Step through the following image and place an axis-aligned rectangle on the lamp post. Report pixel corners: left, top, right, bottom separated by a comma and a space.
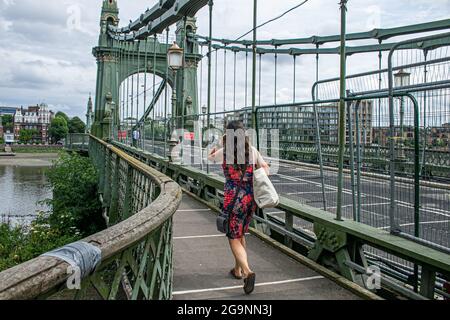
202, 104, 207, 132
394, 69, 411, 160
167, 42, 184, 161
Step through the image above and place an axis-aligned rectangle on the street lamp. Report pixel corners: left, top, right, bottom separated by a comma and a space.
394, 69, 411, 88
167, 42, 184, 161
202, 104, 207, 130
394, 69, 411, 160
168, 42, 184, 70
168, 41, 184, 128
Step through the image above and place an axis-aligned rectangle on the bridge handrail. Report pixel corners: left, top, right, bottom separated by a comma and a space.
112, 142, 450, 299
0, 135, 182, 300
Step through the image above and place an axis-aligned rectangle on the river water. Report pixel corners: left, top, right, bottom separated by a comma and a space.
0, 156, 55, 226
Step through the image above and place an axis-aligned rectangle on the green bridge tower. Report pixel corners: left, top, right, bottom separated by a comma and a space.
91, 0, 201, 139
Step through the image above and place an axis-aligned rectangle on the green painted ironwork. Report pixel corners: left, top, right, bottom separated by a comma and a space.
92, 1, 201, 139
0, 135, 181, 300
192, 19, 450, 46
110, 140, 450, 300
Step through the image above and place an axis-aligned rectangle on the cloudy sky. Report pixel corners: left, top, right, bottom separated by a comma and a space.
0, 0, 449, 120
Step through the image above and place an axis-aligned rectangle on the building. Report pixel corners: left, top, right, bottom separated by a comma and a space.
0, 106, 17, 116
373, 124, 450, 150
1, 107, 16, 143
14, 103, 54, 143
224, 100, 373, 146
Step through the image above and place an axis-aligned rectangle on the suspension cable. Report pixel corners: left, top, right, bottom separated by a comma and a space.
223, 47, 227, 112
258, 53, 262, 106
293, 55, 296, 103
234, 0, 310, 42
245, 45, 249, 107
153, 34, 157, 152
233, 50, 237, 111
274, 47, 278, 105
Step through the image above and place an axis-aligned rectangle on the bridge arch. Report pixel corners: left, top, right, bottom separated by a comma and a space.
92, 10, 200, 139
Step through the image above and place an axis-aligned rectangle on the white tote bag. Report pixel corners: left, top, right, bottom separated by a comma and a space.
253, 167, 279, 208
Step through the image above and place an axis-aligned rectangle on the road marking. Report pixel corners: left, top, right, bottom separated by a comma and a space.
273, 182, 310, 185
364, 194, 450, 218
328, 202, 390, 210
277, 174, 365, 197
174, 233, 251, 240
378, 220, 450, 230
174, 234, 224, 240
177, 209, 211, 212
286, 191, 335, 195
173, 276, 324, 295
277, 174, 299, 182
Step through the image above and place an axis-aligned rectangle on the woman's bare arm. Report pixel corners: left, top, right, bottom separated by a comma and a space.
253, 147, 270, 175
208, 147, 223, 163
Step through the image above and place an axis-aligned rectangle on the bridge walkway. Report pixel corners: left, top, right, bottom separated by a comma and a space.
172, 194, 361, 300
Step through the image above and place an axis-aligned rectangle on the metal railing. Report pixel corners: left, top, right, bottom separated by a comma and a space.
111, 141, 450, 300
0, 135, 182, 300
65, 133, 90, 152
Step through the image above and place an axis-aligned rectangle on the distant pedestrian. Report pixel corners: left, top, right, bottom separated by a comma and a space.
208, 120, 270, 295
132, 129, 140, 147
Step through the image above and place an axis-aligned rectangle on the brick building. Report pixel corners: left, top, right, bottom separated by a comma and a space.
14, 103, 54, 143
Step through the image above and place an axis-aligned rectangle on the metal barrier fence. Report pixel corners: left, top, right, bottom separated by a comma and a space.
65, 133, 90, 152
0, 135, 182, 300
102, 27, 450, 299
139, 95, 449, 250
111, 141, 450, 300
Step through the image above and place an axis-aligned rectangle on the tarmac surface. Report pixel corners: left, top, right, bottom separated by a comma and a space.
142, 141, 449, 248
172, 194, 361, 300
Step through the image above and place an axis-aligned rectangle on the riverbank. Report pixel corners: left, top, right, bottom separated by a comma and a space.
0, 145, 63, 154
0, 152, 102, 273
0, 153, 59, 167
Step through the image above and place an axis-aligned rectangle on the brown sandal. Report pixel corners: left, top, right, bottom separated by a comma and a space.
243, 272, 256, 294
230, 268, 243, 280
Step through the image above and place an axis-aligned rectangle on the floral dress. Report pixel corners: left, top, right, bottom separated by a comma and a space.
222, 163, 258, 239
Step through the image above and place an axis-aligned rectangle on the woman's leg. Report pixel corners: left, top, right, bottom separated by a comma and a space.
240, 236, 246, 249
229, 238, 252, 277
231, 237, 247, 276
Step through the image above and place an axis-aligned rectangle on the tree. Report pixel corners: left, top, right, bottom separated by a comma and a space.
0, 115, 13, 131
46, 152, 104, 236
49, 117, 68, 143
68, 117, 86, 134
19, 129, 38, 143
55, 111, 69, 123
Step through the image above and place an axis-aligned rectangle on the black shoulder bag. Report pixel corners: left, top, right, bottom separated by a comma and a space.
216, 167, 246, 234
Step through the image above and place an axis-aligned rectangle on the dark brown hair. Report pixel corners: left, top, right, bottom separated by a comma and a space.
223, 120, 250, 171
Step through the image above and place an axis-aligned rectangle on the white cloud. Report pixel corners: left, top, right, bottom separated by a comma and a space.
0, 0, 449, 119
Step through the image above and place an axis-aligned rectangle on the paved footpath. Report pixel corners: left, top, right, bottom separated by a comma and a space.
172, 194, 361, 300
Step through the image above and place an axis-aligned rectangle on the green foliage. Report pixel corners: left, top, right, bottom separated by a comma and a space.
0, 137, 4, 145
49, 117, 69, 143
0, 222, 79, 272
19, 129, 39, 143
0, 152, 104, 272
55, 111, 70, 123
68, 117, 86, 134
11, 146, 62, 153
144, 122, 166, 140
46, 152, 104, 236
0, 115, 13, 131
435, 138, 446, 148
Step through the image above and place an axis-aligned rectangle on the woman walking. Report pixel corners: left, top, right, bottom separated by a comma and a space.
208, 120, 270, 294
